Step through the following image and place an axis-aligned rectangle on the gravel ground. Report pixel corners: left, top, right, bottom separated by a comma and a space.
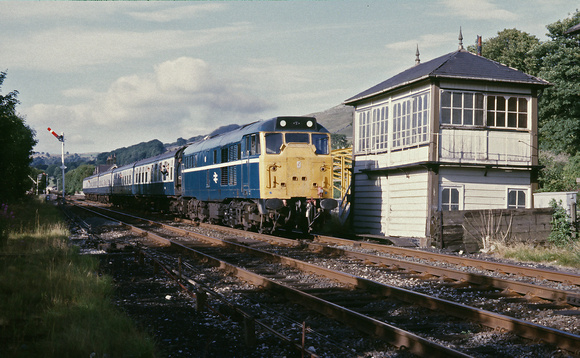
98, 252, 300, 358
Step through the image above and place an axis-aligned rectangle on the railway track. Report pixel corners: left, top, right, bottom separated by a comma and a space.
312, 235, 580, 287
69, 201, 580, 357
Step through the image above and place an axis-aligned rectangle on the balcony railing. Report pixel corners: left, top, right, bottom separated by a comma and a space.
437, 129, 533, 165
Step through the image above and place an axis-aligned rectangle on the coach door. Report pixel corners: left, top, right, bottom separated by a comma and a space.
175, 161, 182, 195
175, 148, 186, 196
241, 135, 251, 197
242, 134, 260, 197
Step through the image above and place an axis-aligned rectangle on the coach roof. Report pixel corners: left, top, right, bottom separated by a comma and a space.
344, 49, 551, 105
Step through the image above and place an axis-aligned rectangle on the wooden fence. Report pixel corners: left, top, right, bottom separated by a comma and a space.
431, 208, 554, 252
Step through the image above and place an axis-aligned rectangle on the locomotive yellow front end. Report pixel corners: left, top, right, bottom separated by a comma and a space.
261, 140, 333, 201
258, 117, 337, 231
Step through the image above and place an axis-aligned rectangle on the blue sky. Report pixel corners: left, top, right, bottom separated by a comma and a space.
1, 1, 577, 154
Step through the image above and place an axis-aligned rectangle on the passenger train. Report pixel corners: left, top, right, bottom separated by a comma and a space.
82, 116, 337, 233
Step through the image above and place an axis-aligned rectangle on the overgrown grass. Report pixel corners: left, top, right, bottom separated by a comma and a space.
492, 241, 580, 269
0, 198, 157, 358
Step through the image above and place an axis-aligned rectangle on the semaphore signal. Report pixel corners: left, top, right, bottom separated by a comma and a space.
47, 126, 67, 201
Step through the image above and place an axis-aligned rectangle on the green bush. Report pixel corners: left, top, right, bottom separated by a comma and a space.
548, 199, 573, 247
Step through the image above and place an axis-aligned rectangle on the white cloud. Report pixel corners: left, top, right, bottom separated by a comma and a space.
26, 57, 274, 153
127, 3, 227, 22
61, 87, 99, 100
155, 57, 213, 93
440, 0, 516, 21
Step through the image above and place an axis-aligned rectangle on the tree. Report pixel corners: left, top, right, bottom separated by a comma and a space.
537, 151, 580, 192
468, 28, 541, 75
0, 71, 37, 202
532, 10, 580, 155
175, 137, 187, 146
331, 133, 350, 150
65, 164, 95, 194
96, 139, 165, 166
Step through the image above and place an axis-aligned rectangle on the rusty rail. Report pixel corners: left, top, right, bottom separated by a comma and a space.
313, 234, 580, 286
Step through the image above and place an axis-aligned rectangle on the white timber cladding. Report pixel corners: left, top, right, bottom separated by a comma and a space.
439, 168, 531, 210
352, 169, 429, 237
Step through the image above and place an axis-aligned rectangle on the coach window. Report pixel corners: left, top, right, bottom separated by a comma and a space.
265, 133, 283, 154
312, 134, 330, 155
243, 135, 257, 157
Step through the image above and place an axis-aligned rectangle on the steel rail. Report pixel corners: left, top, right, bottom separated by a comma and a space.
73, 203, 580, 353
140, 250, 322, 358
308, 242, 580, 305
313, 235, 580, 286
163, 226, 580, 354
74, 203, 325, 357
168, 240, 472, 358
167, 217, 580, 305
73, 204, 172, 247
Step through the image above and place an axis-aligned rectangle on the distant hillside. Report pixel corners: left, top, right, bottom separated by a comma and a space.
95, 139, 165, 166
308, 104, 353, 140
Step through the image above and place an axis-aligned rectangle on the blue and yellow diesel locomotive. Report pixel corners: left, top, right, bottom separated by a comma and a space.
83, 116, 337, 232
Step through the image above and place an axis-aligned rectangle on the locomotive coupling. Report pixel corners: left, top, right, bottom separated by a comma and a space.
265, 198, 284, 210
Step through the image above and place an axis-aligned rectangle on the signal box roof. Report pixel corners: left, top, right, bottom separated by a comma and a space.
344, 49, 551, 105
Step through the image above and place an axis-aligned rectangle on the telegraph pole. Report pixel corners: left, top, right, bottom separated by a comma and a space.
47, 127, 66, 201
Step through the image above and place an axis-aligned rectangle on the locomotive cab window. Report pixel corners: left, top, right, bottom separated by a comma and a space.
285, 133, 309, 143
313, 134, 330, 155
265, 133, 283, 154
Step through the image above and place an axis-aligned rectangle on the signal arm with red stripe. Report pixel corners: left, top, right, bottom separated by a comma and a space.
47, 127, 64, 142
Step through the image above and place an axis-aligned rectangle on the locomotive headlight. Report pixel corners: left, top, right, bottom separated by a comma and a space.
306, 120, 313, 128
320, 166, 326, 172
280, 119, 287, 127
